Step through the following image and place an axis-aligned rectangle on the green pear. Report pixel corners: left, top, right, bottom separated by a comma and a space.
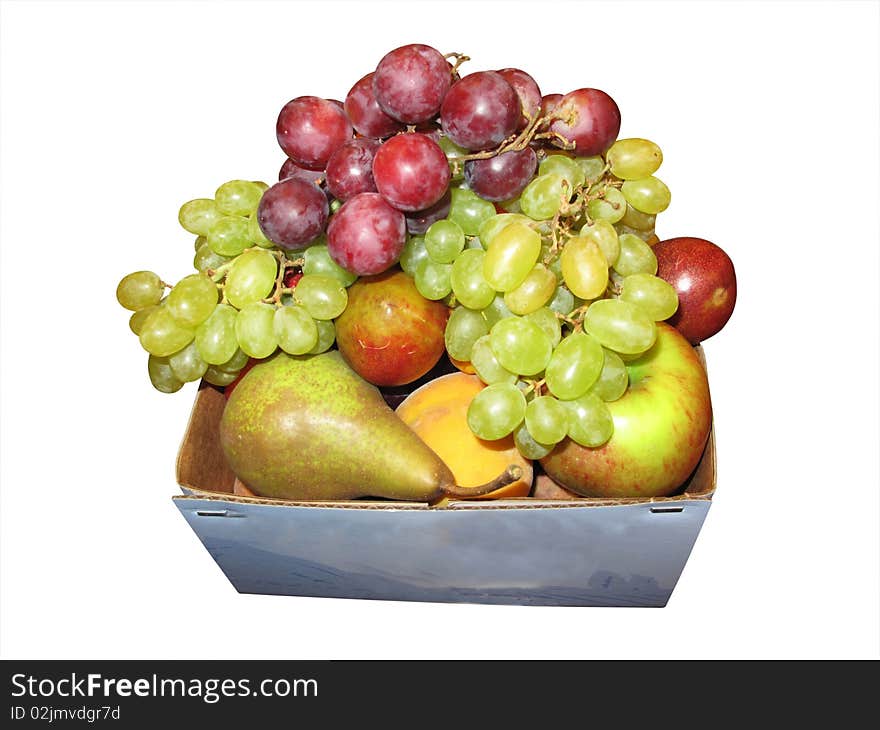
219, 351, 519, 502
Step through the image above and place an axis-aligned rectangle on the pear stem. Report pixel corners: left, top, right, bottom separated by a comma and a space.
441, 464, 523, 499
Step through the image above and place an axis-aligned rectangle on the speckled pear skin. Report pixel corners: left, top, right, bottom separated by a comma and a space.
219, 351, 456, 501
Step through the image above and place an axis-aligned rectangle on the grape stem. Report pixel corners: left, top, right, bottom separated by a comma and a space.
444, 51, 470, 75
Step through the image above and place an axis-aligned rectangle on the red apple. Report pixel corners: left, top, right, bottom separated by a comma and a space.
654, 236, 736, 345
540, 323, 712, 498
334, 269, 449, 386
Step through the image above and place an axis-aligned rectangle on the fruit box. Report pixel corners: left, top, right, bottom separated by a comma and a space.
172, 348, 716, 608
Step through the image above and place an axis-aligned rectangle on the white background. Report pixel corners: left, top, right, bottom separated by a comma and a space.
1, 0, 878, 660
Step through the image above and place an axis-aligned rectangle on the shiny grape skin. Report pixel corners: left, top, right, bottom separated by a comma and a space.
373, 43, 452, 124
549, 88, 621, 156
497, 68, 542, 129
276, 96, 353, 170
344, 72, 405, 139
405, 189, 452, 235
325, 138, 380, 201
278, 157, 324, 184
257, 178, 329, 250
372, 132, 451, 212
464, 147, 537, 202
326, 192, 407, 276
440, 71, 520, 151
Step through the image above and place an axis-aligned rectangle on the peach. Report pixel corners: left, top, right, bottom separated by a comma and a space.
396, 372, 532, 499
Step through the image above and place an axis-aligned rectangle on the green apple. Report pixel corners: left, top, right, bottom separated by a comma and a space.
540, 322, 712, 498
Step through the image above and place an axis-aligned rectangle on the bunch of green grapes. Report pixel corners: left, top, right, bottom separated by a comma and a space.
116, 179, 357, 393
401, 139, 678, 458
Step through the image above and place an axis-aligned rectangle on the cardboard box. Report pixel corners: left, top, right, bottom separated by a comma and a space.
172, 355, 716, 607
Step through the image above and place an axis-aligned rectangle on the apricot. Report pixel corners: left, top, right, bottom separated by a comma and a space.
396, 372, 532, 499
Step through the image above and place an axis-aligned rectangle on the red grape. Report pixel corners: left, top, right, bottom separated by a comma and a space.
276, 96, 353, 170
283, 269, 303, 289
371, 132, 451, 212
257, 178, 329, 250
497, 68, 542, 129
549, 88, 621, 156
279, 158, 323, 184
344, 72, 406, 139
440, 71, 520, 151
373, 44, 452, 124
464, 147, 537, 202
541, 93, 564, 116
325, 138, 380, 201
326, 192, 407, 276
404, 189, 452, 235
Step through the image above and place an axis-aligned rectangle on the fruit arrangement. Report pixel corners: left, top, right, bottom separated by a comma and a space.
116, 44, 736, 503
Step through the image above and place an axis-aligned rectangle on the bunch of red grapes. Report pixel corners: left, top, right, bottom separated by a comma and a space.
260, 43, 621, 275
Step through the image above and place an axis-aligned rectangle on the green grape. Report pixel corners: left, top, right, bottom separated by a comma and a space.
218, 347, 249, 373
586, 187, 626, 223
482, 221, 541, 292
302, 243, 357, 286
439, 136, 469, 181
224, 249, 278, 309
274, 305, 318, 355
614, 233, 658, 277
399, 236, 429, 276
194, 243, 232, 274
309, 319, 337, 354
425, 219, 465, 264
574, 155, 607, 184
525, 395, 569, 445
178, 198, 220, 236
247, 211, 274, 248
203, 365, 240, 387
520, 173, 568, 220
583, 298, 657, 355
620, 273, 678, 321
169, 340, 209, 383
165, 273, 218, 327
208, 215, 250, 256
450, 248, 495, 310
590, 348, 629, 402
448, 187, 495, 235
620, 203, 656, 232
252, 180, 269, 193
194, 303, 239, 365
116, 271, 164, 311
478, 213, 531, 248
524, 307, 561, 348
565, 392, 614, 447
621, 176, 671, 214
444, 306, 489, 362
129, 304, 159, 335
539, 155, 585, 192
294, 274, 348, 320
606, 138, 663, 180
234, 302, 278, 359
481, 293, 514, 329
504, 264, 556, 315
215, 179, 263, 217
465, 236, 484, 250
194, 235, 207, 251
414, 260, 452, 300
470, 335, 516, 385
561, 236, 608, 300
578, 219, 620, 267
139, 307, 195, 357
148, 354, 184, 394
513, 423, 554, 459
547, 285, 575, 316
466, 382, 527, 441
489, 317, 553, 376
544, 331, 604, 400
